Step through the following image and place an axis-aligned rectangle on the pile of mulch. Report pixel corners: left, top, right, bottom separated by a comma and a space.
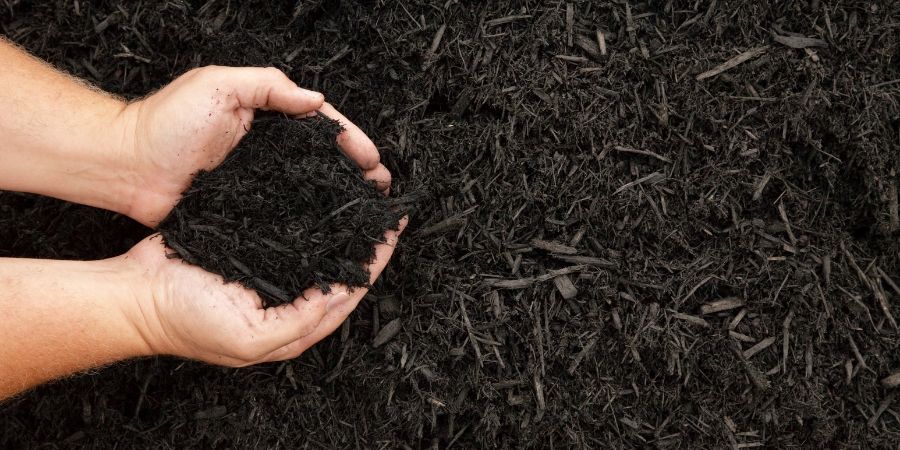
2, 1, 899, 448
158, 115, 401, 306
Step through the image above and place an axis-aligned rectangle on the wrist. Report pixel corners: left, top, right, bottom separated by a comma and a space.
97, 100, 146, 223
107, 100, 181, 228
115, 238, 184, 358
96, 254, 158, 359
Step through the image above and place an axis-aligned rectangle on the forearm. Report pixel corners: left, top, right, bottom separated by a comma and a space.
0, 256, 152, 400
0, 37, 135, 216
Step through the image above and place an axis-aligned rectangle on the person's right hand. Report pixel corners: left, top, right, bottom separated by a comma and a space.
123, 217, 406, 367
111, 65, 393, 227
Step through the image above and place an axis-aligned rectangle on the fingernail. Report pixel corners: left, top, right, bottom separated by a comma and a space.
326, 291, 351, 312
298, 87, 324, 101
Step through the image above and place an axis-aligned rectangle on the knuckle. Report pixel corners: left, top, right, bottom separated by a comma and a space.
182, 67, 204, 80
366, 166, 390, 184
381, 165, 393, 180
264, 66, 286, 80
188, 65, 220, 83
362, 151, 381, 170
353, 143, 379, 168
194, 65, 217, 75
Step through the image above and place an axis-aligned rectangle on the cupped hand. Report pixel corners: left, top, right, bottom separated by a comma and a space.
114, 65, 392, 227
111, 65, 402, 365
124, 217, 406, 367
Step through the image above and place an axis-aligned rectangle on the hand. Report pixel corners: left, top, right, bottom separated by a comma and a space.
112, 66, 403, 365
124, 217, 406, 367
114, 65, 393, 227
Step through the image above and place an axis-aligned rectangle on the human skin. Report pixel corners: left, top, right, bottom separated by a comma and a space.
0, 38, 404, 399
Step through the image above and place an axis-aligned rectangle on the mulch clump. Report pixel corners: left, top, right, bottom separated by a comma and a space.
158, 115, 401, 306
2, 1, 900, 449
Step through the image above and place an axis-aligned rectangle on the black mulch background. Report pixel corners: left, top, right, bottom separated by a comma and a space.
1, 1, 899, 448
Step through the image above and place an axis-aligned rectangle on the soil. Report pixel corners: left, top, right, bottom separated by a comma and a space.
158, 115, 401, 306
2, 1, 900, 448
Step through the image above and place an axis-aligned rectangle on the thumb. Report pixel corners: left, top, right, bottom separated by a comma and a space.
211, 66, 324, 115
254, 288, 348, 351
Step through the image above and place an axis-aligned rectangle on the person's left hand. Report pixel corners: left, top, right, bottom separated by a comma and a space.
112, 65, 392, 227
122, 217, 407, 367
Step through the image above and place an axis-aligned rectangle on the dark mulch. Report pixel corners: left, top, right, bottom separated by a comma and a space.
158, 115, 401, 306
2, 1, 899, 448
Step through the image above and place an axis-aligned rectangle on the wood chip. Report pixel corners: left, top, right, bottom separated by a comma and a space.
777, 202, 797, 245
729, 330, 755, 343
575, 34, 600, 58
486, 265, 587, 289
422, 24, 447, 69
450, 87, 475, 117
696, 46, 769, 81
252, 277, 291, 304
227, 256, 252, 276
485, 14, 531, 27
848, 335, 868, 370
841, 241, 898, 330
597, 30, 607, 56
551, 254, 617, 268
555, 54, 589, 64
553, 275, 578, 299
701, 297, 745, 315
614, 171, 665, 195
531, 239, 578, 255
743, 336, 776, 359
877, 267, 900, 297
773, 34, 827, 49
731, 341, 770, 390
533, 372, 546, 412
611, 307, 622, 330
868, 391, 897, 427
419, 217, 466, 236
322, 45, 350, 68
193, 406, 227, 420
752, 171, 771, 201
889, 178, 899, 232
567, 336, 598, 375
373, 318, 402, 347
613, 145, 671, 163
457, 293, 483, 367
673, 312, 709, 328
782, 310, 794, 371
882, 371, 900, 389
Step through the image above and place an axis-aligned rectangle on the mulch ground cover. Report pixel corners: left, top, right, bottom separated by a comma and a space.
2, 1, 899, 448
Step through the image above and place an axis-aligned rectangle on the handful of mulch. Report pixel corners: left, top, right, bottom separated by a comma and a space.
158, 115, 402, 306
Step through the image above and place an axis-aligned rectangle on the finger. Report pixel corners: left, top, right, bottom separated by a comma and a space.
207, 66, 325, 115
260, 218, 408, 362
251, 288, 346, 352
317, 102, 380, 171
363, 216, 407, 284
363, 163, 392, 194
